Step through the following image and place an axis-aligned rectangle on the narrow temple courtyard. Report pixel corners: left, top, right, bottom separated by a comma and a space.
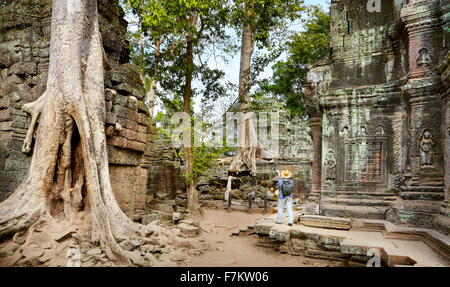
183, 209, 449, 267
184, 209, 343, 267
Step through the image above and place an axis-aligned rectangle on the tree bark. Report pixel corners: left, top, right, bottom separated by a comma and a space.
228, 11, 279, 176
0, 0, 148, 265
139, 38, 160, 119
238, 22, 255, 109
148, 38, 161, 118
229, 15, 259, 176
183, 12, 202, 222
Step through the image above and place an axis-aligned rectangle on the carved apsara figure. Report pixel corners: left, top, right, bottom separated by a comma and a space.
375, 125, 385, 135
325, 151, 337, 181
419, 129, 436, 167
360, 126, 368, 136
417, 48, 432, 68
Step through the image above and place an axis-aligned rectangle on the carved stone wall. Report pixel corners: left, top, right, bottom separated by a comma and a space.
306, 0, 449, 229
0, 0, 150, 216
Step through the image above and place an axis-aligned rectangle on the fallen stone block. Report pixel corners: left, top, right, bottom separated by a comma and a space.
38, 250, 55, 264
269, 225, 290, 242
178, 223, 199, 237
120, 240, 135, 251
86, 248, 102, 256
254, 221, 274, 235
142, 214, 161, 225
128, 251, 147, 267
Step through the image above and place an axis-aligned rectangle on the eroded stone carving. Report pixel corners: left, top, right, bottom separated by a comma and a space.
325, 151, 336, 181
420, 129, 436, 168
375, 125, 386, 135
417, 48, 432, 68
360, 126, 369, 136
340, 126, 349, 137
304, 0, 447, 229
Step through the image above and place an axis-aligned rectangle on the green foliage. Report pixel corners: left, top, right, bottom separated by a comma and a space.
229, 0, 306, 90
193, 145, 232, 180
181, 144, 233, 183
230, 0, 305, 48
261, 5, 330, 117
122, 1, 329, 185
123, 0, 234, 117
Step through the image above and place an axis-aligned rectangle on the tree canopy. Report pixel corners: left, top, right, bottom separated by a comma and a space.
260, 6, 330, 116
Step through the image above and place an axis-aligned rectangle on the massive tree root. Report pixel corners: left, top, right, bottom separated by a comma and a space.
228, 112, 279, 176
0, 0, 149, 266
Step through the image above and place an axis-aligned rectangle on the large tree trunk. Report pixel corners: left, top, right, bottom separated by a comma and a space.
148, 39, 162, 118
229, 18, 259, 176
229, 16, 279, 176
183, 13, 202, 222
140, 38, 160, 119
238, 22, 255, 109
0, 0, 148, 265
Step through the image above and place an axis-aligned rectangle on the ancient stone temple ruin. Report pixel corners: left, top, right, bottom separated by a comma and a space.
0, 0, 150, 216
305, 0, 449, 233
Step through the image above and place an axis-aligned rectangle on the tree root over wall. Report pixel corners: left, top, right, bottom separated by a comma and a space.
0, 0, 175, 266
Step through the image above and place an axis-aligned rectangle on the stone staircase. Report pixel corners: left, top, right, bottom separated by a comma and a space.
320, 191, 399, 220
250, 215, 450, 267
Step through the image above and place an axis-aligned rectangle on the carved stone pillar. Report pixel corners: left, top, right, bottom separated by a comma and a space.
444, 83, 450, 217
440, 0, 450, 217
399, 1, 445, 214
309, 115, 323, 202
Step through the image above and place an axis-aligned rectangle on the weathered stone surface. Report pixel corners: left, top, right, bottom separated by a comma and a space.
21, 247, 44, 260
142, 214, 161, 225
253, 221, 274, 235
304, 0, 449, 230
300, 215, 351, 230
178, 223, 199, 237
0, 242, 19, 258
152, 203, 174, 214
269, 225, 290, 242
128, 251, 147, 267
172, 212, 183, 222
86, 248, 102, 256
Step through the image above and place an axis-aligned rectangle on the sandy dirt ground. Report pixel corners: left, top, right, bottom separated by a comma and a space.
183, 209, 345, 267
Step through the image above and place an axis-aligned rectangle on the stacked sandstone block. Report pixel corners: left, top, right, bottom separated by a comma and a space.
104, 65, 149, 154
0, 0, 150, 216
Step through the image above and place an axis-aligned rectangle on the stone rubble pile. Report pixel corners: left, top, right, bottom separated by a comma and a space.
0, 219, 209, 267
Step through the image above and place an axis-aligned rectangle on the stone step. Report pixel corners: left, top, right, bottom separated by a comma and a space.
322, 197, 396, 207
400, 192, 445, 201
322, 190, 399, 198
400, 186, 444, 192
299, 215, 351, 230
321, 204, 389, 220
253, 218, 450, 267
433, 215, 450, 236
360, 219, 450, 261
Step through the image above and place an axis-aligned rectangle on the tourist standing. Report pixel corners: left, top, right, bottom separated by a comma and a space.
275, 170, 294, 226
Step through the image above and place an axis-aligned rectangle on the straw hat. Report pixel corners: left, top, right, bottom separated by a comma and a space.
281, 170, 292, 179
